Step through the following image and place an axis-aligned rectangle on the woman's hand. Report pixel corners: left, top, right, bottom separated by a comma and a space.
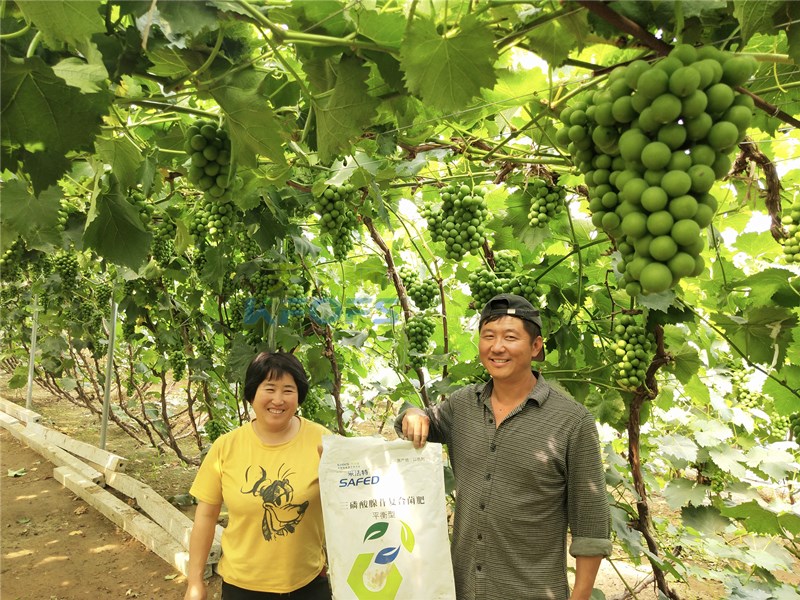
183, 578, 207, 600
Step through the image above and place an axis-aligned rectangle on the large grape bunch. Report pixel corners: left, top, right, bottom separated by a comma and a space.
314, 184, 359, 260
398, 265, 438, 309
151, 218, 176, 267
780, 193, 800, 263
610, 314, 654, 391
52, 252, 79, 291
406, 315, 435, 368
189, 196, 236, 244
184, 119, 234, 199
468, 250, 542, 306
204, 418, 229, 442
422, 183, 488, 261
556, 44, 757, 296
527, 177, 567, 228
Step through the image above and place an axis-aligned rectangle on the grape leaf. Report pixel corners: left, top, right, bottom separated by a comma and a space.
153, 0, 219, 39
662, 478, 708, 509
763, 365, 800, 415
733, 0, 783, 44
681, 505, 730, 534
95, 135, 143, 190
653, 433, 698, 462
526, 16, 585, 68
0, 181, 62, 250
745, 445, 799, 480
208, 70, 286, 169
708, 446, 748, 478
0, 51, 111, 194
713, 307, 797, 366
785, 1, 800, 64
729, 268, 794, 307
16, 0, 104, 48
313, 57, 379, 163
83, 178, 151, 270
353, 8, 405, 48
400, 15, 497, 113
52, 58, 108, 93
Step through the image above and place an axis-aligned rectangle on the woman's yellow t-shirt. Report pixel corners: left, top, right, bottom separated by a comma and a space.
190, 418, 330, 593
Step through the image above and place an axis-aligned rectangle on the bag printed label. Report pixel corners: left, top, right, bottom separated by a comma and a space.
319, 436, 456, 600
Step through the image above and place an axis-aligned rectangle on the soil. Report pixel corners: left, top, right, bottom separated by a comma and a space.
0, 380, 729, 600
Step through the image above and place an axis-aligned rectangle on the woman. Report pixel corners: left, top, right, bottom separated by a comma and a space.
184, 351, 331, 600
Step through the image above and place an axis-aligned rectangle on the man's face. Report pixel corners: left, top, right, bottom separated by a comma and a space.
478, 316, 543, 382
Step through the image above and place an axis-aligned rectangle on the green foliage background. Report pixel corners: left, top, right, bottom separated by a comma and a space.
1, 1, 800, 597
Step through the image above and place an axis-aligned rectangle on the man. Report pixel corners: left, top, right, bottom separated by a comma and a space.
397, 293, 612, 600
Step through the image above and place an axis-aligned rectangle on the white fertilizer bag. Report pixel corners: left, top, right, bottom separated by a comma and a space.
319, 436, 456, 600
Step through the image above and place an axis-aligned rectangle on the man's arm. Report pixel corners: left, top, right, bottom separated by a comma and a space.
401, 407, 430, 448
570, 555, 603, 600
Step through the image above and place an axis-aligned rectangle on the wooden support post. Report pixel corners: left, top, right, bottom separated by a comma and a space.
103, 469, 221, 563
0, 396, 42, 423
22, 433, 105, 486
26, 422, 126, 471
0, 411, 27, 442
54, 466, 211, 579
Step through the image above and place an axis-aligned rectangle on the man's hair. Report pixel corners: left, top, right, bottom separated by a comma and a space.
479, 314, 542, 343
243, 351, 309, 405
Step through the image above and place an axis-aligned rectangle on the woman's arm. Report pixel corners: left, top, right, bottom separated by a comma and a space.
184, 501, 222, 600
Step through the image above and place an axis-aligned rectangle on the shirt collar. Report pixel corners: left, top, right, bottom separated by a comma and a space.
475, 371, 549, 407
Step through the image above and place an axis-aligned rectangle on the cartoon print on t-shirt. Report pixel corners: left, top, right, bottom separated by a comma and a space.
241, 463, 309, 541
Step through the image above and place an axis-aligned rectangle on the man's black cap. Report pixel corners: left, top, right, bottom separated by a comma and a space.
479, 293, 545, 361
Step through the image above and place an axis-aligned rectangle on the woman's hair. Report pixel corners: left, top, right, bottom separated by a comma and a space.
243, 351, 309, 405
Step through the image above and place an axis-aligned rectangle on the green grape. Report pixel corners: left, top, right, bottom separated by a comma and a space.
398, 265, 439, 309
527, 177, 567, 228
168, 348, 187, 381
184, 119, 235, 198
610, 314, 654, 391
780, 194, 800, 263
52, 252, 79, 291
130, 190, 154, 225
314, 184, 359, 260
151, 218, 176, 266
406, 314, 436, 368
189, 197, 236, 245
204, 418, 229, 442
556, 45, 756, 296
423, 183, 488, 261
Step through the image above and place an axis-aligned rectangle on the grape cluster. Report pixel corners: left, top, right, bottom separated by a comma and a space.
204, 418, 228, 442
189, 196, 236, 244
406, 315, 435, 368
730, 368, 762, 408
0, 239, 27, 281
168, 348, 187, 381
611, 314, 654, 391
314, 184, 359, 260
184, 119, 234, 199
556, 44, 757, 296
422, 184, 488, 261
251, 268, 285, 301
130, 190, 153, 226
468, 251, 541, 307
781, 194, 800, 263
527, 177, 567, 228
151, 219, 176, 266
772, 414, 790, 440
398, 265, 438, 309
52, 252, 79, 290
790, 413, 800, 440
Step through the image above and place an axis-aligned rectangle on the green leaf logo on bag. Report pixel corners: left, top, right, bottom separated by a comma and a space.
347, 520, 415, 599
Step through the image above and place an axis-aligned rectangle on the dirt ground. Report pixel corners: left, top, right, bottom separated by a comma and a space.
0, 381, 729, 600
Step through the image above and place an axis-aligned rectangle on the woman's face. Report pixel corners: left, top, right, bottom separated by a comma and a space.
251, 371, 299, 432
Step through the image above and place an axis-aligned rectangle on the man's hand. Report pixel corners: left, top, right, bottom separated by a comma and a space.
402, 408, 430, 448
